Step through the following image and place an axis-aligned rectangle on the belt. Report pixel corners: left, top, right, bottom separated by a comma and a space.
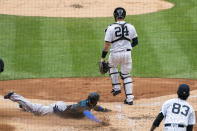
112, 49, 131, 53
126, 49, 131, 51
118, 49, 131, 52
165, 123, 185, 128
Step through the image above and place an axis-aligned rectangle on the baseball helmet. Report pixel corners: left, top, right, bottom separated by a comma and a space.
87, 92, 100, 107
0, 58, 4, 73
113, 7, 126, 20
177, 84, 190, 100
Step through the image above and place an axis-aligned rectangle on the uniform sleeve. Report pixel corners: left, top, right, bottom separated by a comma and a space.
130, 25, 138, 39
93, 105, 104, 111
70, 100, 85, 110
83, 110, 101, 123
93, 105, 112, 112
104, 26, 112, 43
188, 110, 196, 125
160, 101, 168, 117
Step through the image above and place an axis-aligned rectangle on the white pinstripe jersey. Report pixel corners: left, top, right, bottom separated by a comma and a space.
161, 98, 196, 126
104, 21, 137, 53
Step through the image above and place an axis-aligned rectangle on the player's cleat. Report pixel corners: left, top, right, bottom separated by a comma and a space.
111, 89, 121, 96
124, 100, 133, 105
18, 104, 26, 111
4, 91, 14, 99
19, 104, 25, 111
19, 104, 23, 108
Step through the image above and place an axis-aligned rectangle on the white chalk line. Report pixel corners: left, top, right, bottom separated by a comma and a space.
190, 95, 197, 98
0, 97, 4, 100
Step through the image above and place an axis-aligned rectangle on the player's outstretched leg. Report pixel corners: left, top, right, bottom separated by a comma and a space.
4, 91, 54, 115
120, 73, 134, 105
109, 68, 121, 96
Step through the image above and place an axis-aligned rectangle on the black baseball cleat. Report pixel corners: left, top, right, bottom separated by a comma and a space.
4, 91, 14, 99
111, 89, 121, 96
19, 104, 23, 108
124, 100, 133, 105
19, 104, 26, 111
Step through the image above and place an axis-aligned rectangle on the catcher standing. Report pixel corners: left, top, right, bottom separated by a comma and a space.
150, 84, 196, 131
100, 7, 138, 105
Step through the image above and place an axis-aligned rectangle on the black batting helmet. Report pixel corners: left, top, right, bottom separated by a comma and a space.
87, 92, 100, 107
113, 7, 126, 20
177, 84, 190, 100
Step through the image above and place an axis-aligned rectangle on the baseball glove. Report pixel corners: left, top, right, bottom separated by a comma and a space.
0, 58, 4, 73
99, 61, 109, 74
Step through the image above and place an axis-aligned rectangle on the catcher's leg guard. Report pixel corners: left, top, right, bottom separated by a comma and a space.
109, 68, 121, 96
120, 72, 134, 102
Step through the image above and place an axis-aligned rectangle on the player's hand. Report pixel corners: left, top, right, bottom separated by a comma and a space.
100, 58, 105, 62
53, 105, 62, 114
150, 125, 156, 131
99, 116, 110, 126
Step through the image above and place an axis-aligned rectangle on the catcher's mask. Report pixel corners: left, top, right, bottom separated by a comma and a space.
177, 84, 190, 100
113, 7, 126, 20
87, 92, 100, 107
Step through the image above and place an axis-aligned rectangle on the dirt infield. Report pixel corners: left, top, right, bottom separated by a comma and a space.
0, 0, 173, 17
0, 77, 197, 131
0, 0, 196, 130
0, 77, 197, 102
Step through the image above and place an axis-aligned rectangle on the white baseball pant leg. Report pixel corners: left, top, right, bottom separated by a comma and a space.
109, 52, 121, 91
120, 51, 134, 102
9, 93, 67, 116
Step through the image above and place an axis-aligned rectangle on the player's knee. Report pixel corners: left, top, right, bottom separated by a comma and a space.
109, 68, 119, 77
120, 72, 131, 80
54, 101, 67, 111
109, 68, 118, 73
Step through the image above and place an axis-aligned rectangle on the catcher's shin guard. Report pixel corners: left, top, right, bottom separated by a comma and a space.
120, 72, 134, 102
109, 68, 121, 95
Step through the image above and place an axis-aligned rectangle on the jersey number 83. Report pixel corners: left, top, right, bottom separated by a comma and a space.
172, 103, 190, 117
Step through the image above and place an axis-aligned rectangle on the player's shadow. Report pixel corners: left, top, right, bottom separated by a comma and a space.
55, 112, 85, 119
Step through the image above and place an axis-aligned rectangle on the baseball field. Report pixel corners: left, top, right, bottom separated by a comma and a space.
0, 0, 197, 130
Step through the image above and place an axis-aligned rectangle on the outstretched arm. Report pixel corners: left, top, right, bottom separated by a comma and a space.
83, 110, 101, 123
150, 112, 164, 131
93, 105, 112, 112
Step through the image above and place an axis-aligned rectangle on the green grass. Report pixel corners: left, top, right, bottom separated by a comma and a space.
0, 0, 197, 80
